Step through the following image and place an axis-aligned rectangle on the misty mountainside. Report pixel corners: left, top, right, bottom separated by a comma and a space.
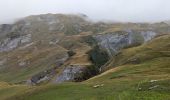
0, 14, 170, 100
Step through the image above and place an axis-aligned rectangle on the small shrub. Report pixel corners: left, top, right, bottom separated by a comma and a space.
67, 50, 76, 57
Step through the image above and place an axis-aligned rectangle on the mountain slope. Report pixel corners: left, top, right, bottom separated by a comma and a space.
1, 34, 170, 100
0, 14, 170, 100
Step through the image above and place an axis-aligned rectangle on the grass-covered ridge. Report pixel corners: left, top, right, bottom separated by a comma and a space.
108, 34, 170, 67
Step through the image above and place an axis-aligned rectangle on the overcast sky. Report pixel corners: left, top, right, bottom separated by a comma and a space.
0, 0, 170, 24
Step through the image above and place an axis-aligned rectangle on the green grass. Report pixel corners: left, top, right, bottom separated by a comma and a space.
14, 57, 170, 100
0, 84, 31, 100
108, 34, 170, 67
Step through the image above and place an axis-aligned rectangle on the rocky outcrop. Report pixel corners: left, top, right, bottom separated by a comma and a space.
27, 65, 86, 85
54, 64, 99, 83
55, 65, 85, 83
27, 68, 56, 85
0, 34, 32, 52
26, 53, 69, 85
140, 31, 157, 42
94, 30, 157, 56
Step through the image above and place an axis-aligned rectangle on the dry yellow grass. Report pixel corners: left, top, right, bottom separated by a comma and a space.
69, 44, 92, 65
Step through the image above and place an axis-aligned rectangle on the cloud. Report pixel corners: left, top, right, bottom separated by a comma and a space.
0, 0, 170, 23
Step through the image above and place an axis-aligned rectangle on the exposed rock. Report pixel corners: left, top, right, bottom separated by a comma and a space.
138, 88, 142, 91
55, 65, 85, 83
125, 58, 141, 64
27, 68, 56, 85
94, 31, 157, 56
141, 31, 157, 42
93, 84, 104, 88
26, 54, 69, 85
26, 79, 35, 85
18, 61, 27, 67
0, 38, 19, 52
0, 34, 32, 52
149, 85, 159, 90
49, 40, 59, 45
37, 76, 50, 84
94, 33, 129, 56
20, 34, 32, 44
19, 42, 34, 49
150, 80, 158, 83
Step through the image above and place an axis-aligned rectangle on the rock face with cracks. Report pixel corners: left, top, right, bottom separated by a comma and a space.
0, 34, 32, 52
94, 31, 157, 56
55, 65, 85, 83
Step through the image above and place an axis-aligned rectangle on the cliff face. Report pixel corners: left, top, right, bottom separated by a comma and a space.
94, 31, 157, 57
0, 34, 32, 52
55, 65, 85, 83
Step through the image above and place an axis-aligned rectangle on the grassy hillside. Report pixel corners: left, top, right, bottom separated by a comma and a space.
0, 45, 67, 83
1, 34, 170, 100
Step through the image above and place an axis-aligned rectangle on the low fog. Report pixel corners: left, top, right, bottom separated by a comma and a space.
0, 0, 170, 24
